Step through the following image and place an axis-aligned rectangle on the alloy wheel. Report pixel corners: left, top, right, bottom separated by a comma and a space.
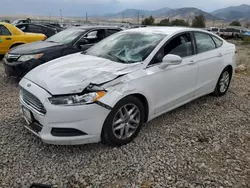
112, 104, 140, 140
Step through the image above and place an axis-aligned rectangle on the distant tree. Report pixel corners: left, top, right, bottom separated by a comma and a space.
229, 20, 241, 26
245, 22, 250, 28
244, 22, 250, 28
191, 14, 206, 28
170, 19, 189, 27
141, 15, 155, 25
158, 18, 170, 26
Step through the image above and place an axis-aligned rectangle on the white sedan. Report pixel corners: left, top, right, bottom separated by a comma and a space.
19, 27, 236, 146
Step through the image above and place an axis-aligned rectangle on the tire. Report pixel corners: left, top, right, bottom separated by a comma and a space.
213, 67, 232, 96
101, 96, 145, 146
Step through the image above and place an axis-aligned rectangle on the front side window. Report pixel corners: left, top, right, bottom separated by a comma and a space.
164, 33, 193, 58
0, 25, 11, 35
46, 28, 84, 44
86, 32, 166, 64
150, 33, 193, 65
194, 32, 216, 53
76, 29, 107, 46
16, 24, 27, 32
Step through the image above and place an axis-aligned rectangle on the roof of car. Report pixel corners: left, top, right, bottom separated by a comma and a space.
123, 26, 207, 35
74, 26, 122, 30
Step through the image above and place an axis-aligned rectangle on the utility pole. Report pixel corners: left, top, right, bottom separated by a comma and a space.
60, 9, 62, 23
122, 12, 124, 22
86, 13, 88, 22
137, 12, 140, 25
49, 13, 51, 22
213, 20, 215, 27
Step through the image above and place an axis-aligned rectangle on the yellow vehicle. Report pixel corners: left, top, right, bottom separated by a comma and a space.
0, 22, 46, 55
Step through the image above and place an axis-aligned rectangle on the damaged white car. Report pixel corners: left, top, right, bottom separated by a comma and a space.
19, 27, 236, 146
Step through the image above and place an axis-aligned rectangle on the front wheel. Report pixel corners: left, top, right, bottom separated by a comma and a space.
213, 68, 232, 96
101, 96, 145, 146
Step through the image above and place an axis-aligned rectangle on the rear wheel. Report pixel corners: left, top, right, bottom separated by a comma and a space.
213, 68, 232, 96
101, 96, 145, 146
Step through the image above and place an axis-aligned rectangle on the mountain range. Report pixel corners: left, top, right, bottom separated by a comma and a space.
100, 4, 250, 21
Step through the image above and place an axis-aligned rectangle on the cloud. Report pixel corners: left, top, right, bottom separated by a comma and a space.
0, 0, 250, 16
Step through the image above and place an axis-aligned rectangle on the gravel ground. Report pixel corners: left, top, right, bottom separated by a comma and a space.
0, 60, 250, 188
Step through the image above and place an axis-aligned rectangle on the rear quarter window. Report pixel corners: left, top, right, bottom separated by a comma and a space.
211, 36, 223, 48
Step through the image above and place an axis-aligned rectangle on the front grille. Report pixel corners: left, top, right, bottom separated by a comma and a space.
20, 88, 47, 115
5, 54, 20, 63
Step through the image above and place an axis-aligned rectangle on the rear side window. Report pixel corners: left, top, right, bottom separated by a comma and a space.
28, 25, 44, 33
0, 25, 11, 35
194, 32, 216, 53
211, 36, 223, 48
225, 28, 234, 32
106, 29, 120, 37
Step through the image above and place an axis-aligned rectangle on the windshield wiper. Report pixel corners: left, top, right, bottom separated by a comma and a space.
107, 53, 128, 64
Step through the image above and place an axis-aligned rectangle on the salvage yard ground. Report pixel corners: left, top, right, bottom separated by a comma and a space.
0, 42, 250, 187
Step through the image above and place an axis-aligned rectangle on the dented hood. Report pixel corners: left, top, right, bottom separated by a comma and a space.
24, 53, 141, 95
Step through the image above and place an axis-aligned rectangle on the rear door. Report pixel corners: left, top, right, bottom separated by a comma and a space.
0, 24, 12, 54
193, 32, 225, 96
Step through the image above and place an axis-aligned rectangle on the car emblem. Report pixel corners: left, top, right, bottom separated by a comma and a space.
27, 84, 31, 87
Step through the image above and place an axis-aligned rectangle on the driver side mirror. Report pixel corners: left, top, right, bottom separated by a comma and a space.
159, 54, 182, 69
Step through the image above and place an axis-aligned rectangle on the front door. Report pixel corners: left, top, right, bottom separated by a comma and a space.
146, 32, 199, 116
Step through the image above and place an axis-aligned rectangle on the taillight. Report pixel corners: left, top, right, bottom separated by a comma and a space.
44, 36, 47, 40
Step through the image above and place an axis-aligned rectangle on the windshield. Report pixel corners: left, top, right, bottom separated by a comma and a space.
46, 28, 84, 44
85, 31, 166, 64
212, 28, 218, 32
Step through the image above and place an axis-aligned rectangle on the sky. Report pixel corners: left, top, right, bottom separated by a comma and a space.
1, 0, 250, 17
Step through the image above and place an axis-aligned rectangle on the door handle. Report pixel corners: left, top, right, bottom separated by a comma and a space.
217, 53, 223, 57
5, 37, 12, 40
188, 60, 196, 65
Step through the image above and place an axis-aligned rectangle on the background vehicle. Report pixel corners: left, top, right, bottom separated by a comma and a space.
0, 19, 10, 23
16, 23, 61, 37
19, 27, 236, 146
3, 26, 122, 78
0, 22, 46, 55
11, 18, 31, 25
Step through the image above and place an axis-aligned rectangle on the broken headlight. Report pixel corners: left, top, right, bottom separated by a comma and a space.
48, 91, 106, 106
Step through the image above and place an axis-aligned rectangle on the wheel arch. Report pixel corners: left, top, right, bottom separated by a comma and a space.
9, 42, 25, 50
224, 64, 233, 76
129, 93, 149, 123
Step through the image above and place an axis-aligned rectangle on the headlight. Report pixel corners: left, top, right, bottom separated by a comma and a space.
18, 53, 43, 62
48, 91, 106, 106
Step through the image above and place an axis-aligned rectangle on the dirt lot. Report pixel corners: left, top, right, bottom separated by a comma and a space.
0, 43, 250, 188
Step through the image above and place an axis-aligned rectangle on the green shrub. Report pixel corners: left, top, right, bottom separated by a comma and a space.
242, 36, 250, 45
